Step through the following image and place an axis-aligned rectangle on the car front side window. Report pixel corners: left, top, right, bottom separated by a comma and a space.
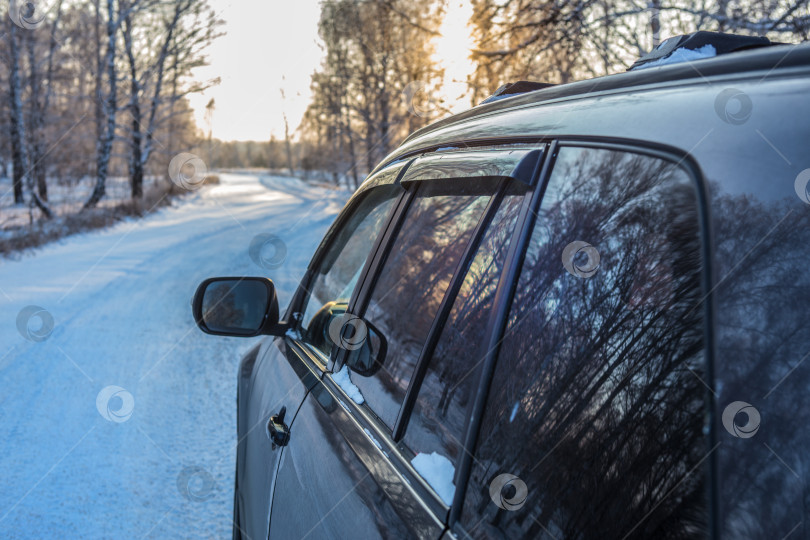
401, 183, 526, 466
349, 179, 496, 430
399, 183, 527, 505
299, 185, 402, 359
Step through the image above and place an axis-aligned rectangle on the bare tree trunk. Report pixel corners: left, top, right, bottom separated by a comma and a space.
340, 101, 359, 189
331, 123, 340, 185
280, 88, 294, 175
85, 0, 117, 209
283, 114, 294, 175
7, 18, 24, 205
8, 22, 52, 218
122, 14, 143, 199
346, 133, 359, 189
378, 79, 391, 159
168, 60, 178, 152
9, 112, 25, 205
25, 31, 49, 201
129, 100, 144, 199
649, 0, 661, 49
26, 1, 62, 203
94, 0, 104, 175
365, 119, 375, 174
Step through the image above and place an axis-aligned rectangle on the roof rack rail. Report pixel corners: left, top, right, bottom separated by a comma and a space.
480, 81, 556, 104
629, 31, 776, 70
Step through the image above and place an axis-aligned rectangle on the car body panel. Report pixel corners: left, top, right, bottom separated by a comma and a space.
269, 370, 444, 539
237, 338, 317, 539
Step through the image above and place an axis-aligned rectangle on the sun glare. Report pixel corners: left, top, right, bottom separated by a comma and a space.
433, 1, 477, 114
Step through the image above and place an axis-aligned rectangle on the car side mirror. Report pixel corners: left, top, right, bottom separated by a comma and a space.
192, 277, 285, 337
338, 317, 387, 377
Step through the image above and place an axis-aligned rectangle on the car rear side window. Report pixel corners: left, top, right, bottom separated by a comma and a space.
459, 147, 709, 539
351, 179, 494, 430
300, 185, 401, 359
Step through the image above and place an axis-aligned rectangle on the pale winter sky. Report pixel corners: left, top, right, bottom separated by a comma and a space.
189, 0, 476, 142
188, 0, 324, 142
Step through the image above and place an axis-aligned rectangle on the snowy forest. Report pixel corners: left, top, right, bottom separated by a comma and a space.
299, 0, 810, 187
1, 0, 809, 232
0, 0, 221, 239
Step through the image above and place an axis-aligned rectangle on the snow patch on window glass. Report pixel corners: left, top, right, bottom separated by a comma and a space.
412, 452, 456, 505
636, 44, 717, 69
332, 366, 364, 404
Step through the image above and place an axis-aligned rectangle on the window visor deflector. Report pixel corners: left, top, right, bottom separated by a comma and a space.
402, 145, 545, 186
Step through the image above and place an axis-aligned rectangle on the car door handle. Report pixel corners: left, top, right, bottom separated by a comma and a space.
267, 406, 290, 448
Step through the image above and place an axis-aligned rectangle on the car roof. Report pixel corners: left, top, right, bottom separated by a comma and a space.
370, 42, 810, 202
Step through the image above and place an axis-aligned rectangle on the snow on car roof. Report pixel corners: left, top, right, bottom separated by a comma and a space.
632, 44, 717, 70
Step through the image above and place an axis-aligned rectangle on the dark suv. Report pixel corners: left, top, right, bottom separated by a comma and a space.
193, 35, 810, 540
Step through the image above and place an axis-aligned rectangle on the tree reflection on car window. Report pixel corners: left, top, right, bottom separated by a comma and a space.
460, 147, 708, 539
353, 179, 494, 430
710, 180, 810, 539
403, 184, 526, 467
300, 185, 401, 358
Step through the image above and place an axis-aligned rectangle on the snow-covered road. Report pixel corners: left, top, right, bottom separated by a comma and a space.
0, 173, 348, 539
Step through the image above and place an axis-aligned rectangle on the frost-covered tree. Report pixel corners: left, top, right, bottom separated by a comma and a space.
6, 16, 52, 217
300, 0, 446, 187
121, 0, 221, 200
468, 0, 810, 97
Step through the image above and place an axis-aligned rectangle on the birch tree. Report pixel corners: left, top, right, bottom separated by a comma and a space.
25, 0, 64, 203
7, 18, 52, 218
121, 0, 221, 200
122, 0, 180, 199
84, 0, 125, 209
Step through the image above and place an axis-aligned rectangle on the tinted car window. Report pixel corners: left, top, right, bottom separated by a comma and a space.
402, 185, 526, 470
300, 185, 401, 358
708, 147, 810, 537
351, 179, 494, 429
459, 147, 708, 539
